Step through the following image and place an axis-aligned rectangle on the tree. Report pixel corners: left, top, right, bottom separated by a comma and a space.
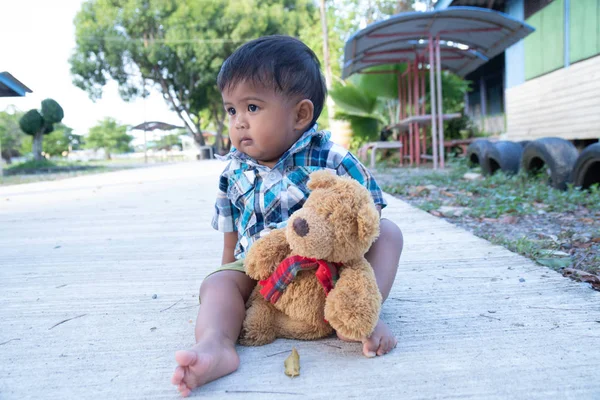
0, 108, 25, 164
20, 123, 83, 157
155, 133, 181, 151
85, 118, 133, 159
330, 65, 469, 148
18, 99, 64, 161
45, 124, 83, 157
70, 0, 318, 154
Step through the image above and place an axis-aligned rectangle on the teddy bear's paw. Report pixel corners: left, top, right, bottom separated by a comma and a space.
327, 316, 373, 341
238, 328, 276, 346
239, 301, 278, 346
325, 292, 379, 340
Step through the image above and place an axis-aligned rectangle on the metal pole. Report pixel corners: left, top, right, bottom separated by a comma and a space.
407, 62, 413, 166
413, 57, 420, 166
0, 137, 3, 178
428, 35, 438, 170
397, 71, 403, 166
143, 79, 148, 164
435, 35, 445, 169
420, 61, 427, 160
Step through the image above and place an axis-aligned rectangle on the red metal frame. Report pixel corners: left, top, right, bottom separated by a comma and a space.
352, 20, 493, 169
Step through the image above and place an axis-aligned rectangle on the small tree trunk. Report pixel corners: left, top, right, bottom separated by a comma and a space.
33, 131, 44, 161
320, 0, 335, 129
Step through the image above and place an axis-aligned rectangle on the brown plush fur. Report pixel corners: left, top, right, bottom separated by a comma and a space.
240, 170, 382, 346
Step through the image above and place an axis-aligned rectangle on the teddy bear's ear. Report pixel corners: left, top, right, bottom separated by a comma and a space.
307, 170, 338, 190
357, 202, 380, 242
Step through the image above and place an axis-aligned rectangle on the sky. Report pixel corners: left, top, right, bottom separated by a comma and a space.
1, 0, 430, 138
0, 0, 182, 137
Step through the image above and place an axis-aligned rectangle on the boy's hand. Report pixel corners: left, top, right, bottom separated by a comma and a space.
221, 232, 238, 265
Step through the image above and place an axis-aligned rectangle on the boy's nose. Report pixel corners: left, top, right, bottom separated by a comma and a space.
292, 218, 309, 237
235, 118, 247, 129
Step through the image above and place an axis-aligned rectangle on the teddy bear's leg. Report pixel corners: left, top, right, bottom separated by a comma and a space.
273, 312, 334, 341
324, 262, 382, 341
239, 289, 279, 346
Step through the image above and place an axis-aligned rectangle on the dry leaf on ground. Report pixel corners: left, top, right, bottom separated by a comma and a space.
562, 268, 600, 290
284, 347, 300, 377
499, 215, 519, 224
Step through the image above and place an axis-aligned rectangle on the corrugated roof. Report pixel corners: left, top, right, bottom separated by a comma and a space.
343, 7, 533, 78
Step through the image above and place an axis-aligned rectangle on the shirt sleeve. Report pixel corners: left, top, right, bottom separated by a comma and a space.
211, 173, 240, 232
335, 152, 387, 209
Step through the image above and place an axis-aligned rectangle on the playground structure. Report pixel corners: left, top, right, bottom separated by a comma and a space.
342, 7, 533, 169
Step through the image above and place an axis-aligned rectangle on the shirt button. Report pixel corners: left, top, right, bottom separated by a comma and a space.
267, 172, 277, 181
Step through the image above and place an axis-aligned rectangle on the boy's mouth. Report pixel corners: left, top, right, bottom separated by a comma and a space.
240, 137, 252, 145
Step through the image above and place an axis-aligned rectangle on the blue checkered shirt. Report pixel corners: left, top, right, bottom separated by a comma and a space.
211, 125, 387, 260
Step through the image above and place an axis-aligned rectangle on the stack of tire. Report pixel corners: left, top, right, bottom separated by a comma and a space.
466, 138, 600, 190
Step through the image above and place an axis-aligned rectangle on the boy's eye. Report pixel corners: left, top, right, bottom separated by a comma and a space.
227, 107, 236, 116
248, 104, 259, 112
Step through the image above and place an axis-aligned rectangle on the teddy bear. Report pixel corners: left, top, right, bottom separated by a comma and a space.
239, 170, 382, 346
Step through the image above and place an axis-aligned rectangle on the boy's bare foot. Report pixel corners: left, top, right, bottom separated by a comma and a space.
337, 319, 397, 358
171, 333, 239, 397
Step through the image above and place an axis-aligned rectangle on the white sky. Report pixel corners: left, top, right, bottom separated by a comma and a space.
0, 0, 182, 137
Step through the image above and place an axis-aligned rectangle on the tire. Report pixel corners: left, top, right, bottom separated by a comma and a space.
483, 141, 523, 175
521, 137, 579, 190
570, 142, 600, 190
466, 139, 495, 168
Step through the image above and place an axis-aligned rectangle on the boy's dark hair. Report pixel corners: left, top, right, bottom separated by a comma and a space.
217, 35, 327, 127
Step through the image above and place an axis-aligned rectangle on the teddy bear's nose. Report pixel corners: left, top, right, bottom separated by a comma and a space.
292, 217, 309, 237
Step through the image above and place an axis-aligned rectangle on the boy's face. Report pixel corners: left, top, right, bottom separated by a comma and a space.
222, 80, 305, 168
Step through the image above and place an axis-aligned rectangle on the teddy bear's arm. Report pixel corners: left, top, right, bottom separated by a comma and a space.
325, 259, 382, 341
244, 228, 291, 281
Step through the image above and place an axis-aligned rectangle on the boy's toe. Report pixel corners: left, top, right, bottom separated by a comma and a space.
175, 350, 197, 367
362, 337, 381, 358
178, 383, 191, 397
377, 337, 396, 356
172, 366, 185, 385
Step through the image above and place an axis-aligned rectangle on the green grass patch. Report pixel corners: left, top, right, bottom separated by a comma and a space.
382, 159, 600, 218
4, 159, 100, 176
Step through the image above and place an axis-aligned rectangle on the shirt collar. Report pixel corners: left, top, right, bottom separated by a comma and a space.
216, 124, 330, 168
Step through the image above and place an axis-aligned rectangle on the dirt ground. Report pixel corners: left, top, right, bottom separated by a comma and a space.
373, 162, 600, 291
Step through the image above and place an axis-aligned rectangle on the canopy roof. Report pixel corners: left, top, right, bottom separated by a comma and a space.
343, 7, 533, 78
131, 121, 184, 131
0, 72, 32, 97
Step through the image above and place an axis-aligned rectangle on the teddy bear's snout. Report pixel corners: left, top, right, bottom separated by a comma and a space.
292, 217, 310, 237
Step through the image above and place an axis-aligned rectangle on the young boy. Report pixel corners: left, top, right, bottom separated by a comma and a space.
172, 35, 403, 397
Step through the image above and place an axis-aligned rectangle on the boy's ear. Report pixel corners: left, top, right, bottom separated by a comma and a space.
294, 99, 314, 130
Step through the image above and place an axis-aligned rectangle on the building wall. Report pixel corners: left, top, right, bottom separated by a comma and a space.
505, 54, 600, 140
505, 0, 526, 89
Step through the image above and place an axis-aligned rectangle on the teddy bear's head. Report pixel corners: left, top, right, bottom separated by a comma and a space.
285, 170, 380, 263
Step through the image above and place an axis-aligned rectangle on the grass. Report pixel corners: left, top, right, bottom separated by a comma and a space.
4, 159, 99, 175
381, 159, 600, 219
0, 158, 152, 186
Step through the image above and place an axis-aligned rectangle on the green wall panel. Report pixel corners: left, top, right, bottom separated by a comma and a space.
525, 12, 543, 80
525, 0, 565, 80
570, 0, 600, 63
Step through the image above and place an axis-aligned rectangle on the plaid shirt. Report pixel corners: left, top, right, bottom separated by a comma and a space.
211, 125, 387, 260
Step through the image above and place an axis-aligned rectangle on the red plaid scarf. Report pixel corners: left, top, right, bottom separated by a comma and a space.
259, 255, 341, 304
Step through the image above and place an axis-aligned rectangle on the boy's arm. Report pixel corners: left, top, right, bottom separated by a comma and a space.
335, 152, 387, 210
222, 232, 238, 265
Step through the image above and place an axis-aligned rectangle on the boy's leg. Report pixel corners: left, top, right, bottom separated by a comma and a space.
171, 271, 255, 397
359, 218, 403, 357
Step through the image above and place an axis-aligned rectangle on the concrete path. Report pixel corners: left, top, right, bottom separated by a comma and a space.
1, 161, 599, 400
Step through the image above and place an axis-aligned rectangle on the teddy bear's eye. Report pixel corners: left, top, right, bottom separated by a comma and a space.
325, 211, 333, 219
